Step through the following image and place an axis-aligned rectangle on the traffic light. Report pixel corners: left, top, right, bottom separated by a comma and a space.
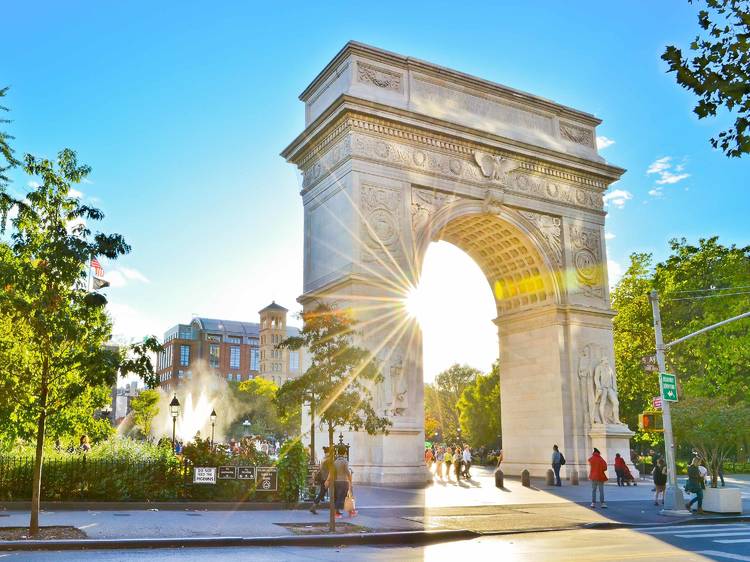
639, 412, 664, 432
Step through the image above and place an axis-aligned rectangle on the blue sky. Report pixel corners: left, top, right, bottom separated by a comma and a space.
4, 1, 748, 381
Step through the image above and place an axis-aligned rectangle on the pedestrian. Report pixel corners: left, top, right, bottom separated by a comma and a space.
551, 445, 562, 486
454, 447, 463, 481
425, 447, 434, 473
325, 452, 353, 518
649, 449, 660, 491
444, 448, 453, 481
653, 458, 667, 505
588, 447, 608, 508
435, 447, 445, 479
718, 461, 725, 487
496, 448, 504, 468
79, 435, 91, 453
462, 445, 472, 479
685, 457, 705, 514
698, 461, 709, 486
310, 447, 330, 515
614, 453, 627, 486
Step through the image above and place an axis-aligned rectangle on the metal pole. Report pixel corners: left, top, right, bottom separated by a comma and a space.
666, 310, 750, 349
310, 394, 316, 464
211, 422, 215, 449
172, 416, 176, 452
649, 290, 688, 515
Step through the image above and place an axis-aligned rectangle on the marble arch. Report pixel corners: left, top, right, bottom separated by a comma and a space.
283, 42, 636, 485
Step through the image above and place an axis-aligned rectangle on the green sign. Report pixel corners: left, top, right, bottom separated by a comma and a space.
659, 372, 678, 402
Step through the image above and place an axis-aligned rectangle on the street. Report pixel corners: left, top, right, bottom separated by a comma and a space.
2, 523, 749, 561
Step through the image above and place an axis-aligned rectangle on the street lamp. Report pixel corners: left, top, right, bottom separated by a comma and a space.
169, 394, 180, 451
210, 409, 217, 448
457, 427, 462, 445
242, 419, 251, 437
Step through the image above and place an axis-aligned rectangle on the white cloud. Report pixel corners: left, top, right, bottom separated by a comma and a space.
605, 232, 616, 240
27, 180, 40, 189
68, 188, 83, 199
608, 259, 623, 289
647, 156, 690, 185
648, 187, 664, 198
105, 266, 150, 288
107, 302, 162, 341
603, 188, 633, 208
596, 136, 615, 150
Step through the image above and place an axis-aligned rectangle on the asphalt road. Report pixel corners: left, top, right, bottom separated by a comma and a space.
2, 523, 748, 561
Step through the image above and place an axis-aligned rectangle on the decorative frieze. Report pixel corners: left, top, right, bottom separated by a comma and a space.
519, 210, 562, 267
410, 187, 460, 234
560, 121, 595, 148
361, 184, 402, 264
569, 225, 604, 298
357, 61, 403, 92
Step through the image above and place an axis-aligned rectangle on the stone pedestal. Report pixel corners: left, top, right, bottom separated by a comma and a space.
588, 423, 637, 477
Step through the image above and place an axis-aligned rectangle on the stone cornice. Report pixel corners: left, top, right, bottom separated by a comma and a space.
282, 95, 625, 185
299, 41, 602, 128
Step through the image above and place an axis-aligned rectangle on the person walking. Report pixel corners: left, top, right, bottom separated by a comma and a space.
685, 457, 705, 514
435, 447, 445, 480
325, 452, 353, 518
653, 458, 667, 505
425, 447, 434, 473
551, 445, 562, 486
454, 447, 463, 482
444, 448, 453, 481
309, 447, 330, 515
462, 445, 472, 479
614, 453, 627, 487
588, 448, 608, 508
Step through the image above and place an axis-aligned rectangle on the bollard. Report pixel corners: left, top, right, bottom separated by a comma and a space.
494, 468, 504, 489
521, 469, 531, 487
546, 469, 555, 486
570, 470, 579, 485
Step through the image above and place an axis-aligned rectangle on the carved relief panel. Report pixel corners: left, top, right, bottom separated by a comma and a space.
569, 224, 605, 299
360, 183, 403, 265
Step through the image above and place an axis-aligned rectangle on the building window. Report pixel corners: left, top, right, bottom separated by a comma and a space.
230, 346, 240, 369
177, 370, 184, 379
165, 345, 173, 368
207, 334, 221, 342
226, 335, 242, 344
209, 344, 220, 368
289, 351, 299, 371
250, 348, 260, 371
180, 345, 190, 366
227, 373, 232, 381
248, 337, 259, 346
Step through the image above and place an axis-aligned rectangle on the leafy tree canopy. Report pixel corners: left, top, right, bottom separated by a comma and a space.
662, 0, 750, 157
457, 362, 501, 449
131, 389, 160, 437
424, 364, 480, 443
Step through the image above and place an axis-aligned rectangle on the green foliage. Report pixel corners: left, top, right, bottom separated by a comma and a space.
673, 397, 750, 486
612, 237, 750, 437
276, 439, 308, 504
424, 364, 480, 443
130, 389, 160, 437
234, 377, 298, 438
662, 0, 750, 157
275, 303, 390, 436
0, 86, 19, 191
457, 362, 500, 448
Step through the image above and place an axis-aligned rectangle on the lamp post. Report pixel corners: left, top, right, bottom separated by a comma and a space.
457, 427, 462, 445
242, 419, 251, 438
169, 394, 180, 452
210, 409, 217, 448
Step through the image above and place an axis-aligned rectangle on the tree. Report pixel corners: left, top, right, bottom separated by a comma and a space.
0, 86, 19, 191
233, 377, 299, 438
673, 397, 750, 487
0, 149, 160, 536
424, 364, 480, 443
131, 389, 160, 437
275, 303, 390, 531
457, 362, 501, 449
662, 0, 750, 157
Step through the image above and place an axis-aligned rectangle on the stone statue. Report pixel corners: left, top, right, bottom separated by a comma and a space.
388, 359, 407, 416
593, 356, 620, 424
577, 344, 601, 425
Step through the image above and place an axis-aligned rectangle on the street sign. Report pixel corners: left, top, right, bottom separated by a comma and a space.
217, 466, 237, 480
193, 467, 217, 484
237, 466, 256, 480
652, 396, 663, 409
255, 467, 278, 492
659, 372, 678, 402
641, 354, 659, 372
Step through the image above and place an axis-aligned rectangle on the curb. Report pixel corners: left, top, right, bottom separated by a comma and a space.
582, 513, 750, 530
0, 501, 315, 512
0, 529, 477, 551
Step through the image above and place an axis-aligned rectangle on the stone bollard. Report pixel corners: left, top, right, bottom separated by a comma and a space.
570, 470, 579, 486
546, 469, 555, 486
521, 469, 531, 487
494, 468, 504, 489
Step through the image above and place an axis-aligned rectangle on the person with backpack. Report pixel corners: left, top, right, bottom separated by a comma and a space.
551, 444, 565, 486
685, 457, 705, 514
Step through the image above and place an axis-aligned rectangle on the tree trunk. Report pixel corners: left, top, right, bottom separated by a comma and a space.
29, 381, 48, 537
328, 424, 335, 533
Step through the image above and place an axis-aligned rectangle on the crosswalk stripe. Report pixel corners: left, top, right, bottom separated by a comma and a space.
715, 539, 750, 544
642, 525, 746, 535
697, 551, 750, 562
674, 532, 750, 539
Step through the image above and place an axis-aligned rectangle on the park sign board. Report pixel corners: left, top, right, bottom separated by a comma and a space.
659, 372, 678, 402
193, 467, 217, 484
652, 396, 663, 409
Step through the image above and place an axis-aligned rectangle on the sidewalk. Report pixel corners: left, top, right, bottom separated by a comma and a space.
1, 467, 747, 547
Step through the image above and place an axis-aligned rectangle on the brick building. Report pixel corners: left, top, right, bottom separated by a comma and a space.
156, 302, 303, 391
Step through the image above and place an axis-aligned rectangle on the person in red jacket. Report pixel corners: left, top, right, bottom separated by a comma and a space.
588, 448, 608, 508
614, 453, 627, 486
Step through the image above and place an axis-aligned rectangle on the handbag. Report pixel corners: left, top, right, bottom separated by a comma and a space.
344, 490, 356, 514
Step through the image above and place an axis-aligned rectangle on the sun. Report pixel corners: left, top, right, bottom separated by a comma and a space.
404, 284, 429, 324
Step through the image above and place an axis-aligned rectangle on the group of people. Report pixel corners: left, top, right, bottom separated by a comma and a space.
425, 444, 474, 481
309, 446, 355, 518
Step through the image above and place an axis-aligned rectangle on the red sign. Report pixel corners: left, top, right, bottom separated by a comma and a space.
652, 396, 663, 409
